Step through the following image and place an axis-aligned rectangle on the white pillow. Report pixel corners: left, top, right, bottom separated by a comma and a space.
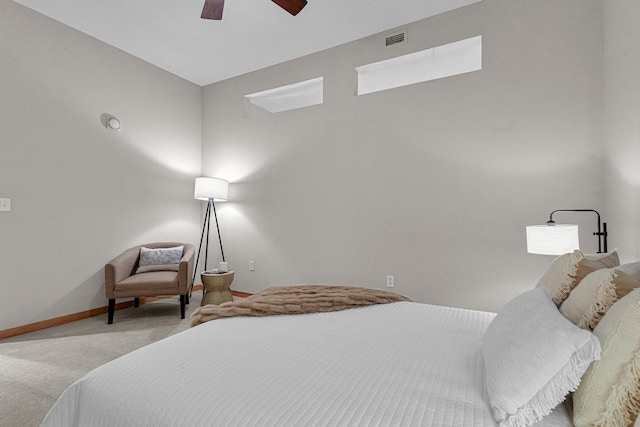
482, 288, 601, 427
136, 245, 184, 273
616, 260, 640, 279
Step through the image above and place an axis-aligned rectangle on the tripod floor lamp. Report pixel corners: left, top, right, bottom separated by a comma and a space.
193, 177, 229, 287
526, 209, 608, 255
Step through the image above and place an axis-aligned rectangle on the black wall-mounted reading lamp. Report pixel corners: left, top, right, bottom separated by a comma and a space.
526, 209, 608, 255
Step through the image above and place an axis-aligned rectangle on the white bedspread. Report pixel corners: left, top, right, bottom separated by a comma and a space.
41, 301, 573, 426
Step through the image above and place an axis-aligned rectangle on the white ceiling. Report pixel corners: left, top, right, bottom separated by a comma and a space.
13, 0, 480, 87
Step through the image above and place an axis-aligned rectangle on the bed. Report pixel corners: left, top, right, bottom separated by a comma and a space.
40, 298, 574, 426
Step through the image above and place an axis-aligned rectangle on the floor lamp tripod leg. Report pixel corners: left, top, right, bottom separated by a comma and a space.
204, 199, 212, 272
212, 199, 225, 263
191, 201, 211, 297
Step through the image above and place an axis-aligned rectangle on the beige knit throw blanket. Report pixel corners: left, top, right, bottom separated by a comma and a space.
190, 284, 412, 327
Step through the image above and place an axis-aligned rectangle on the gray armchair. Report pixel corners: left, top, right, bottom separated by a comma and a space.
105, 242, 195, 324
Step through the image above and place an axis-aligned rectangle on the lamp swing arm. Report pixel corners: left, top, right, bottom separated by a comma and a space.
548, 209, 607, 253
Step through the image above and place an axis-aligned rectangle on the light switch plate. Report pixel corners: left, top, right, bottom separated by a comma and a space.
0, 198, 10, 212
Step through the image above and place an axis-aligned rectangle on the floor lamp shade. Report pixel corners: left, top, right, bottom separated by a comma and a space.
526, 224, 580, 255
194, 177, 228, 201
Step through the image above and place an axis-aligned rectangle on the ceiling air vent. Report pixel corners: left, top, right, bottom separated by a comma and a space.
384, 29, 407, 48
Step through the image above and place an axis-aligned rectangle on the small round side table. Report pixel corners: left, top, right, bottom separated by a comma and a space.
200, 270, 234, 306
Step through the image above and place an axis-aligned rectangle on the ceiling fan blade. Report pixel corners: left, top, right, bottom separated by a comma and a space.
201, 0, 224, 20
272, 0, 307, 16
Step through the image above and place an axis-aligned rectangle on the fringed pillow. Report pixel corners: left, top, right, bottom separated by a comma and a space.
559, 267, 640, 331
536, 250, 620, 304
482, 288, 601, 427
572, 287, 640, 427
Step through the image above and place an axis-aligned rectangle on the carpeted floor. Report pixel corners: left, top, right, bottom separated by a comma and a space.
0, 292, 205, 427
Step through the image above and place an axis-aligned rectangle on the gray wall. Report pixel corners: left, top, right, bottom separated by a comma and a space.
201, 0, 605, 313
603, 0, 640, 264
0, 1, 202, 330
3, 0, 630, 330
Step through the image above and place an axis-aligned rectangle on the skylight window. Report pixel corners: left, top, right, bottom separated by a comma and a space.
245, 77, 323, 113
355, 35, 482, 96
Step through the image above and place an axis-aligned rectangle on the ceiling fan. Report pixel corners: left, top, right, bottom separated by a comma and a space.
201, 0, 308, 20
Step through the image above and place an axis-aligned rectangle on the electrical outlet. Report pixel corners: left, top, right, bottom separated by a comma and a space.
386, 275, 395, 288
0, 198, 10, 212
249, 260, 255, 271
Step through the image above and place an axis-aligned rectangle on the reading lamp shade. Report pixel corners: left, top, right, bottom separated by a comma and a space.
526, 224, 580, 255
194, 177, 228, 201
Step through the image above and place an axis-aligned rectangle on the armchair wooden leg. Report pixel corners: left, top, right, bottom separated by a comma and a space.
185, 292, 190, 305
180, 294, 186, 319
108, 299, 115, 324
134, 297, 140, 308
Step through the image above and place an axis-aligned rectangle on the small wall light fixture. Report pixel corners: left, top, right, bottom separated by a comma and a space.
106, 115, 121, 131
526, 209, 608, 255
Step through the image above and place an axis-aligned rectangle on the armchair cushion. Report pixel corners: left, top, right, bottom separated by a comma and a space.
117, 271, 179, 293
